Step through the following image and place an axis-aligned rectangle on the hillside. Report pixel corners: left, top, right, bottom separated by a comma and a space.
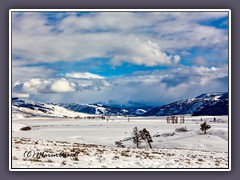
143, 92, 228, 116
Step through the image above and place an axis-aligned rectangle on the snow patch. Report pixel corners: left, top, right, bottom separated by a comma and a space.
12, 123, 26, 132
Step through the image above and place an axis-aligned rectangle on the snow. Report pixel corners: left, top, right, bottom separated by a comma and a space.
12, 123, 26, 132
146, 92, 228, 116
213, 95, 221, 101
12, 136, 228, 168
12, 104, 94, 119
44, 104, 92, 117
11, 115, 229, 169
135, 109, 147, 115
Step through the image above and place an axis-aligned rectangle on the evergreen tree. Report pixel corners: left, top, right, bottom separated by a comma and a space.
132, 127, 153, 149
200, 121, 211, 134
140, 128, 153, 149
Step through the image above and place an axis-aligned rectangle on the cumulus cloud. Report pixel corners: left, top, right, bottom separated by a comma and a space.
51, 79, 78, 93
23, 65, 228, 105
12, 12, 228, 67
64, 72, 104, 79
22, 78, 52, 94
100, 65, 229, 105
11, 11, 229, 105
110, 40, 181, 66
12, 13, 52, 35
13, 76, 110, 96
57, 12, 227, 33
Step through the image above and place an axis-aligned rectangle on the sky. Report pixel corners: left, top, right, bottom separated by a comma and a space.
11, 11, 229, 106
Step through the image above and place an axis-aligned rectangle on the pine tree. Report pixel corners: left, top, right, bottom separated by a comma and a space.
141, 128, 153, 149
200, 121, 211, 134
133, 127, 153, 149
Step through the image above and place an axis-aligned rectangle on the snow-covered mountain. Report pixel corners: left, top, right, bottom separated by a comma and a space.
58, 103, 149, 116
97, 100, 154, 110
143, 92, 228, 116
12, 92, 228, 118
12, 97, 148, 118
59, 103, 127, 116
12, 98, 92, 118
97, 100, 154, 115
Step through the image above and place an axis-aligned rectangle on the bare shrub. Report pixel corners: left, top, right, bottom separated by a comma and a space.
20, 126, 31, 131
175, 127, 188, 132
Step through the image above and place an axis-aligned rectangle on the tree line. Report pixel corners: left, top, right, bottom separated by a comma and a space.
166, 115, 185, 124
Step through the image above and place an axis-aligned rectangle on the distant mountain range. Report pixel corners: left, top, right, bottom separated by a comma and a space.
59, 102, 152, 116
96, 100, 154, 110
12, 92, 228, 118
143, 92, 228, 116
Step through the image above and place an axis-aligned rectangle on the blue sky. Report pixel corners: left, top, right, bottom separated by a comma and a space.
12, 11, 229, 106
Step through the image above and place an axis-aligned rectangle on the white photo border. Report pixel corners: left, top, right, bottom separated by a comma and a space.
9, 9, 231, 171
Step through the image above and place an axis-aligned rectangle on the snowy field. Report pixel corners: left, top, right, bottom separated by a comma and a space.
12, 116, 229, 169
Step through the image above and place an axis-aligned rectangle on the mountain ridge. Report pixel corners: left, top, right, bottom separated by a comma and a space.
143, 92, 228, 116
59, 103, 149, 116
12, 92, 228, 117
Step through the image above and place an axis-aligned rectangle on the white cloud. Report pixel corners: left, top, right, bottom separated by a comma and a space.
57, 12, 227, 33
12, 13, 52, 35
50, 79, 78, 93
11, 12, 229, 104
12, 65, 54, 83
20, 78, 51, 94
12, 12, 228, 67
12, 92, 30, 98
173, 55, 181, 64
64, 72, 104, 79
24, 65, 228, 105
110, 40, 181, 66
58, 12, 147, 33
100, 65, 228, 105
13, 75, 110, 96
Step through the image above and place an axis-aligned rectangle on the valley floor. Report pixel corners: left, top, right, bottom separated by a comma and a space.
11, 116, 229, 169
